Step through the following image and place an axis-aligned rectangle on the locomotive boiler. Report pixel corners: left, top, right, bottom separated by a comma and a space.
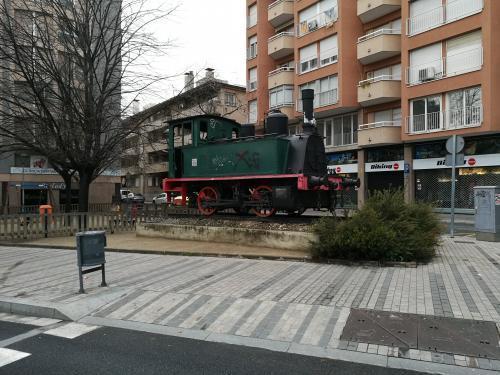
162, 89, 358, 217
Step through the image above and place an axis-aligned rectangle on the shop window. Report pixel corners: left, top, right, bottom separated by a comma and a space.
367, 147, 404, 163
414, 142, 447, 159
327, 152, 357, 165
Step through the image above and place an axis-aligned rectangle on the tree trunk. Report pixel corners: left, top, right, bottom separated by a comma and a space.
63, 174, 73, 213
78, 172, 92, 213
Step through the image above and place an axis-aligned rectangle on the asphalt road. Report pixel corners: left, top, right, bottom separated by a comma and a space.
0, 320, 427, 375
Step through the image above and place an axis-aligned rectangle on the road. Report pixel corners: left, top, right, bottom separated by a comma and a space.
0, 320, 426, 375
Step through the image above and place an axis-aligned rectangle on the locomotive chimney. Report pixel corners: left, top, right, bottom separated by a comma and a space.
301, 89, 316, 134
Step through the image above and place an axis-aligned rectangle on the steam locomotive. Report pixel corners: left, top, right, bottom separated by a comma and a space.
162, 89, 359, 217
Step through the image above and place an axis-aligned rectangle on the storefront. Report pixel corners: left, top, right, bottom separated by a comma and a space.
327, 151, 358, 208
365, 147, 405, 194
413, 137, 500, 210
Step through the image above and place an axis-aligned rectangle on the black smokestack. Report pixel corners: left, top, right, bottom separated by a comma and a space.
301, 89, 316, 133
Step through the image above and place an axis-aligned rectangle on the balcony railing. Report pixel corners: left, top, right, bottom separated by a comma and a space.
268, 31, 294, 43
357, 28, 401, 43
247, 44, 257, 60
406, 106, 482, 134
406, 47, 483, 86
358, 74, 401, 86
268, 66, 295, 77
298, 6, 338, 37
407, 0, 483, 36
296, 89, 338, 111
247, 80, 257, 92
359, 120, 401, 130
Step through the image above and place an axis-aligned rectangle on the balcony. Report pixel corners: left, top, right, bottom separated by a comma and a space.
298, 6, 338, 37
296, 89, 338, 112
357, 29, 401, 65
268, 67, 294, 90
268, 32, 294, 59
358, 76, 401, 106
268, 0, 294, 27
407, 0, 483, 36
406, 47, 483, 86
406, 106, 483, 134
357, 0, 401, 23
358, 121, 401, 146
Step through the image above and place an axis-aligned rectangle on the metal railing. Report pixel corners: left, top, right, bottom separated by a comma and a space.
358, 74, 401, 86
406, 47, 483, 85
268, 31, 294, 43
268, 0, 293, 10
247, 44, 257, 60
268, 66, 295, 77
247, 80, 257, 92
407, 0, 483, 36
406, 106, 482, 134
359, 121, 401, 130
296, 89, 338, 111
357, 28, 401, 44
298, 6, 338, 37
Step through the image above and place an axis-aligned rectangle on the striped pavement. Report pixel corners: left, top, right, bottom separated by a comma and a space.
1, 237, 500, 372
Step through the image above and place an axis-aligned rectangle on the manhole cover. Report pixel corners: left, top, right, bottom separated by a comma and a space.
341, 309, 500, 359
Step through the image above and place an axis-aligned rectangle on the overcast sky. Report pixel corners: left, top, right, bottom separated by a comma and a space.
139, 0, 246, 108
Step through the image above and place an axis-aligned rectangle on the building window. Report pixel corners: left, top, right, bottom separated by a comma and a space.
298, 75, 338, 110
269, 85, 294, 109
408, 0, 484, 36
247, 35, 257, 60
369, 108, 402, 127
248, 100, 257, 124
248, 67, 257, 92
408, 96, 442, 133
446, 86, 482, 129
408, 43, 442, 85
319, 35, 338, 67
445, 31, 482, 77
319, 113, 357, 147
225, 92, 237, 107
327, 151, 358, 165
247, 4, 257, 28
298, 0, 338, 37
299, 43, 318, 74
367, 147, 404, 163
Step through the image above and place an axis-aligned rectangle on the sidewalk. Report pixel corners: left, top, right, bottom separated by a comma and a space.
1, 237, 499, 374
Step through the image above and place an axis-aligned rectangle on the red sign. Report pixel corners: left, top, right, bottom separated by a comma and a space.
393, 163, 400, 170
336, 167, 341, 173
467, 158, 476, 166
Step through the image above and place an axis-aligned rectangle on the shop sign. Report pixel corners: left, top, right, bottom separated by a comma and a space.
10, 167, 58, 175
413, 154, 500, 170
327, 164, 358, 174
365, 160, 404, 173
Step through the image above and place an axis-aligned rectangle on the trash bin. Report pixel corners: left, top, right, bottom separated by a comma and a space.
76, 231, 107, 267
474, 186, 500, 242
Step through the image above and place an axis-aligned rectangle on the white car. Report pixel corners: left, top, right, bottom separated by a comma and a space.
152, 193, 167, 205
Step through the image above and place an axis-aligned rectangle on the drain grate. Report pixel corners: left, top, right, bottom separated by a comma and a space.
341, 309, 500, 359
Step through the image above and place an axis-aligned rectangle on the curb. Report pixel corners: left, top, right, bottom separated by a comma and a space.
0, 299, 70, 321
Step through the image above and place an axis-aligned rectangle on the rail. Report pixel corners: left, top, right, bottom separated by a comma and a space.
297, 6, 338, 37
359, 121, 401, 130
268, 66, 295, 76
357, 28, 401, 44
406, 106, 482, 134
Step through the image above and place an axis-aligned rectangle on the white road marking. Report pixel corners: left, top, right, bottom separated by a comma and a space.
44, 322, 99, 339
0, 348, 30, 367
0, 313, 61, 327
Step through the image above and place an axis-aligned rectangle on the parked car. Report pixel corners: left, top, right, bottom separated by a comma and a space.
120, 189, 131, 202
130, 193, 145, 204
152, 193, 167, 205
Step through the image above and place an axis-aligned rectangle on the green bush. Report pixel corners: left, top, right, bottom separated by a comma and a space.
312, 190, 441, 263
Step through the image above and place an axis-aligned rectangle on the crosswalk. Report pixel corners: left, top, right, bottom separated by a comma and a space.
0, 314, 100, 369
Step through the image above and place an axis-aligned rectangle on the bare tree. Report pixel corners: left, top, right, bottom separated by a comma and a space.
0, 0, 175, 211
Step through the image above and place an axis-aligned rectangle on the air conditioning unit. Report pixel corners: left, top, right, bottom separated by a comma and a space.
308, 20, 318, 31
418, 67, 436, 82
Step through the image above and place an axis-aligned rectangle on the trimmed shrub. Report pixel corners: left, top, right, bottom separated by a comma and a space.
312, 190, 441, 263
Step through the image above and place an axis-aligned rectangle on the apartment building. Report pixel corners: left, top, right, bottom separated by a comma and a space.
246, 0, 500, 211
0, 0, 121, 210
121, 70, 247, 201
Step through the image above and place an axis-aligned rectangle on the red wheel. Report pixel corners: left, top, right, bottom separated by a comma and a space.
197, 186, 219, 216
250, 185, 276, 218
